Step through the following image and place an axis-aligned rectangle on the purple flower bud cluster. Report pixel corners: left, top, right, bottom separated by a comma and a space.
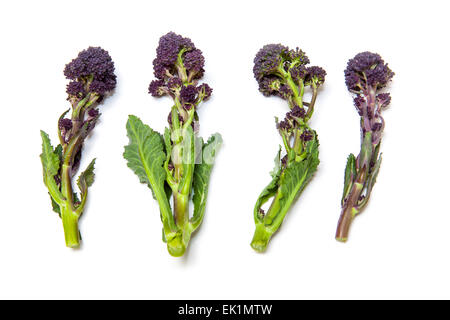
288, 105, 306, 119
253, 44, 289, 81
183, 49, 205, 77
88, 108, 100, 119
254, 44, 325, 100
59, 118, 73, 131
344, 52, 394, 92
148, 79, 167, 97
64, 47, 116, 97
345, 52, 394, 144
180, 85, 197, 104
304, 66, 327, 86
149, 32, 212, 114
377, 93, 391, 109
277, 105, 306, 132
153, 32, 195, 79
152, 32, 205, 81
66, 81, 85, 97
168, 77, 183, 91
300, 129, 313, 142
277, 119, 292, 131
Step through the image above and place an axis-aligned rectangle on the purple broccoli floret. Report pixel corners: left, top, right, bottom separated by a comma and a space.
66, 81, 85, 97
253, 44, 289, 81
184, 49, 205, 74
180, 85, 197, 104
59, 118, 73, 131
253, 43, 324, 107
149, 32, 212, 122
197, 83, 212, 101
64, 46, 116, 97
344, 51, 394, 92
153, 32, 194, 78
305, 66, 327, 85
148, 79, 167, 97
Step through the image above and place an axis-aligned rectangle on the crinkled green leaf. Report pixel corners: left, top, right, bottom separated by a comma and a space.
55, 144, 63, 163
341, 153, 357, 206
191, 133, 222, 229
40, 130, 60, 180
253, 146, 283, 223
77, 158, 96, 196
272, 134, 319, 225
124, 115, 176, 233
40, 130, 63, 204
368, 153, 382, 191
50, 194, 61, 216
124, 115, 166, 200
270, 146, 282, 179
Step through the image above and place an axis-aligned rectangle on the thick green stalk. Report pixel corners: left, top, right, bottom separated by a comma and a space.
59, 158, 81, 247
174, 191, 189, 228
251, 223, 274, 252
167, 191, 192, 257
166, 115, 196, 257
60, 203, 80, 248
251, 170, 307, 252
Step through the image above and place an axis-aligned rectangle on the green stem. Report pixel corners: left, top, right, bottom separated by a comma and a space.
173, 192, 189, 228
285, 74, 303, 109
278, 65, 303, 109
250, 223, 274, 253
305, 84, 317, 121
61, 204, 80, 248
167, 193, 191, 257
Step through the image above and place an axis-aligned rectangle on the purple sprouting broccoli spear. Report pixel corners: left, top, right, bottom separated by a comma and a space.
251, 44, 325, 252
40, 47, 116, 248
336, 52, 394, 242
124, 32, 221, 257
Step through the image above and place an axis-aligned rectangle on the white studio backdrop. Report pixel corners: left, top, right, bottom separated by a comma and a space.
0, 0, 448, 299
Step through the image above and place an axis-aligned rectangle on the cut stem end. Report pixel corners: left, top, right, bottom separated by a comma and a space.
251, 224, 273, 253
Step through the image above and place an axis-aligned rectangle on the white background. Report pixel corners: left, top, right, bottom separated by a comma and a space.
0, 0, 448, 299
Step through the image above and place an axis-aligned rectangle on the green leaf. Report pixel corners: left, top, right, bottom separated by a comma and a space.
268, 134, 320, 226
55, 144, 63, 163
50, 194, 61, 216
253, 146, 283, 223
40, 130, 63, 204
341, 153, 357, 206
190, 133, 222, 229
124, 115, 166, 199
40, 130, 60, 180
270, 146, 282, 179
368, 153, 382, 191
77, 158, 96, 196
279, 136, 319, 202
124, 115, 176, 233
